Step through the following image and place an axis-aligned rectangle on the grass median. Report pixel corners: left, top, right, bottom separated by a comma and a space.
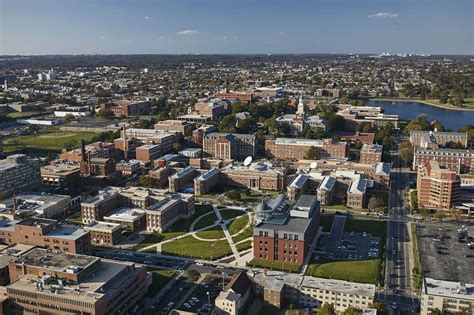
161, 235, 232, 260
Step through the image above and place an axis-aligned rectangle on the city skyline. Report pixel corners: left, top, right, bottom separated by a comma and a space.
1, 0, 473, 55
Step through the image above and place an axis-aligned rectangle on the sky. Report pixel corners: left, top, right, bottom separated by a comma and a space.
1, 0, 473, 55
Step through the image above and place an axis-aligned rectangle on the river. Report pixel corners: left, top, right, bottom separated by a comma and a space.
366, 100, 474, 131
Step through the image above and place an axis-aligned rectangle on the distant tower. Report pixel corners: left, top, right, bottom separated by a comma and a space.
3, 80, 7, 90
296, 96, 305, 118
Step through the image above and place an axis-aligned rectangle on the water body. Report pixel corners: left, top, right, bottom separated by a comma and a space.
366, 100, 474, 131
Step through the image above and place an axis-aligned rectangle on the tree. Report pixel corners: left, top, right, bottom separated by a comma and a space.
368, 302, 388, 315
64, 114, 75, 122
140, 176, 155, 188
304, 146, 318, 159
97, 109, 114, 119
27, 124, 40, 133
327, 113, 345, 131
319, 302, 336, 315
429, 309, 442, 315
399, 141, 414, 166
434, 211, 446, 222
450, 208, 461, 222
186, 269, 201, 282
227, 190, 241, 201
172, 142, 182, 152
341, 306, 363, 315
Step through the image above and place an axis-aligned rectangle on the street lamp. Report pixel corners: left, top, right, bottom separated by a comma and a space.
207, 291, 211, 313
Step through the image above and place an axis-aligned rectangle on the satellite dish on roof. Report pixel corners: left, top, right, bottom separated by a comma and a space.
310, 162, 318, 169
244, 156, 253, 167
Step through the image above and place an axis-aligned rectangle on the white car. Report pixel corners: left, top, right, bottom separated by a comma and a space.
184, 303, 191, 309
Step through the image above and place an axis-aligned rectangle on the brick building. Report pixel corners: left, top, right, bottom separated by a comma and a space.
253, 195, 320, 265
116, 159, 141, 176
5, 247, 148, 314
84, 221, 123, 245
217, 91, 253, 104
417, 160, 461, 211
102, 100, 150, 117
359, 144, 383, 164
203, 133, 256, 161
154, 119, 195, 136
0, 154, 41, 197
413, 148, 474, 174
136, 144, 162, 163
265, 138, 349, 160
0, 217, 91, 255
169, 166, 198, 193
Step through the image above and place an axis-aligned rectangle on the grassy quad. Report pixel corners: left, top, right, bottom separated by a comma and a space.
219, 209, 246, 221
3, 130, 98, 152
145, 268, 177, 297
161, 235, 232, 260
247, 259, 300, 273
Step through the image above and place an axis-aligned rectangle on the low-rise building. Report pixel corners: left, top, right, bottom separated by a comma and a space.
192, 124, 217, 146
221, 161, 287, 191
154, 119, 195, 135
346, 178, 368, 209
253, 270, 375, 312
5, 247, 149, 314
41, 163, 81, 188
410, 131, 468, 148
336, 105, 399, 128
194, 168, 221, 196
169, 166, 198, 192
84, 221, 123, 245
0, 217, 91, 255
203, 133, 256, 161
146, 193, 195, 233
420, 278, 473, 315
103, 207, 146, 230
136, 144, 162, 163
265, 138, 349, 160
102, 100, 150, 117
275, 97, 327, 135
413, 148, 474, 174
215, 272, 253, 315
0, 192, 71, 219
359, 144, 383, 164
116, 159, 141, 176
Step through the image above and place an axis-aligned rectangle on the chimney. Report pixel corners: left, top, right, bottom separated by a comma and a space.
12, 195, 17, 215
80, 139, 86, 162
122, 125, 128, 160
87, 151, 92, 176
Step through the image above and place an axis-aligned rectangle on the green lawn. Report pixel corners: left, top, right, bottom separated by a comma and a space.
232, 225, 253, 243
247, 259, 300, 273
161, 235, 232, 260
193, 212, 218, 230
167, 205, 214, 233
195, 229, 225, 240
227, 215, 249, 235
305, 258, 383, 285
145, 268, 176, 297
220, 209, 246, 221
236, 240, 252, 252
134, 232, 185, 251
344, 218, 387, 239
66, 213, 83, 225
7, 112, 45, 119
323, 204, 365, 212
3, 130, 98, 152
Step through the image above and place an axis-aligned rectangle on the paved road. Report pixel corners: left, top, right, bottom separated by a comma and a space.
383, 144, 419, 314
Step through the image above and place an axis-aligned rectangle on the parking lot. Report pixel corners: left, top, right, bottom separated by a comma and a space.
155, 269, 231, 314
316, 215, 379, 260
416, 222, 474, 283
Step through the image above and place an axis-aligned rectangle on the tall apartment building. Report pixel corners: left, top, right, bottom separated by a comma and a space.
5, 247, 149, 314
417, 160, 461, 210
0, 217, 91, 255
265, 138, 349, 160
253, 195, 320, 265
410, 131, 468, 148
359, 144, 383, 164
413, 148, 474, 174
420, 278, 473, 315
0, 154, 41, 197
203, 133, 256, 161
102, 100, 150, 117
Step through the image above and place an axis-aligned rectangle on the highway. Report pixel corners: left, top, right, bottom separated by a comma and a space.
382, 144, 419, 314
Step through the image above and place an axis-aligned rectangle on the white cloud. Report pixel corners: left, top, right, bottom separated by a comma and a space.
368, 12, 399, 18
99, 36, 105, 40
177, 29, 199, 35
144, 16, 151, 20
212, 36, 228, 40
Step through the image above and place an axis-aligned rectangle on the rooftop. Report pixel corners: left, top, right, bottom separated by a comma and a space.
103, 207, 145, 223
424, 278, 474, 301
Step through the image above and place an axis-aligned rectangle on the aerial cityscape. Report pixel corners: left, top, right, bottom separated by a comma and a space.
0, 1, 473, 315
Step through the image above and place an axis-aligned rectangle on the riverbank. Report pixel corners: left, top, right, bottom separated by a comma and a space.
369, 97, 474, 112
